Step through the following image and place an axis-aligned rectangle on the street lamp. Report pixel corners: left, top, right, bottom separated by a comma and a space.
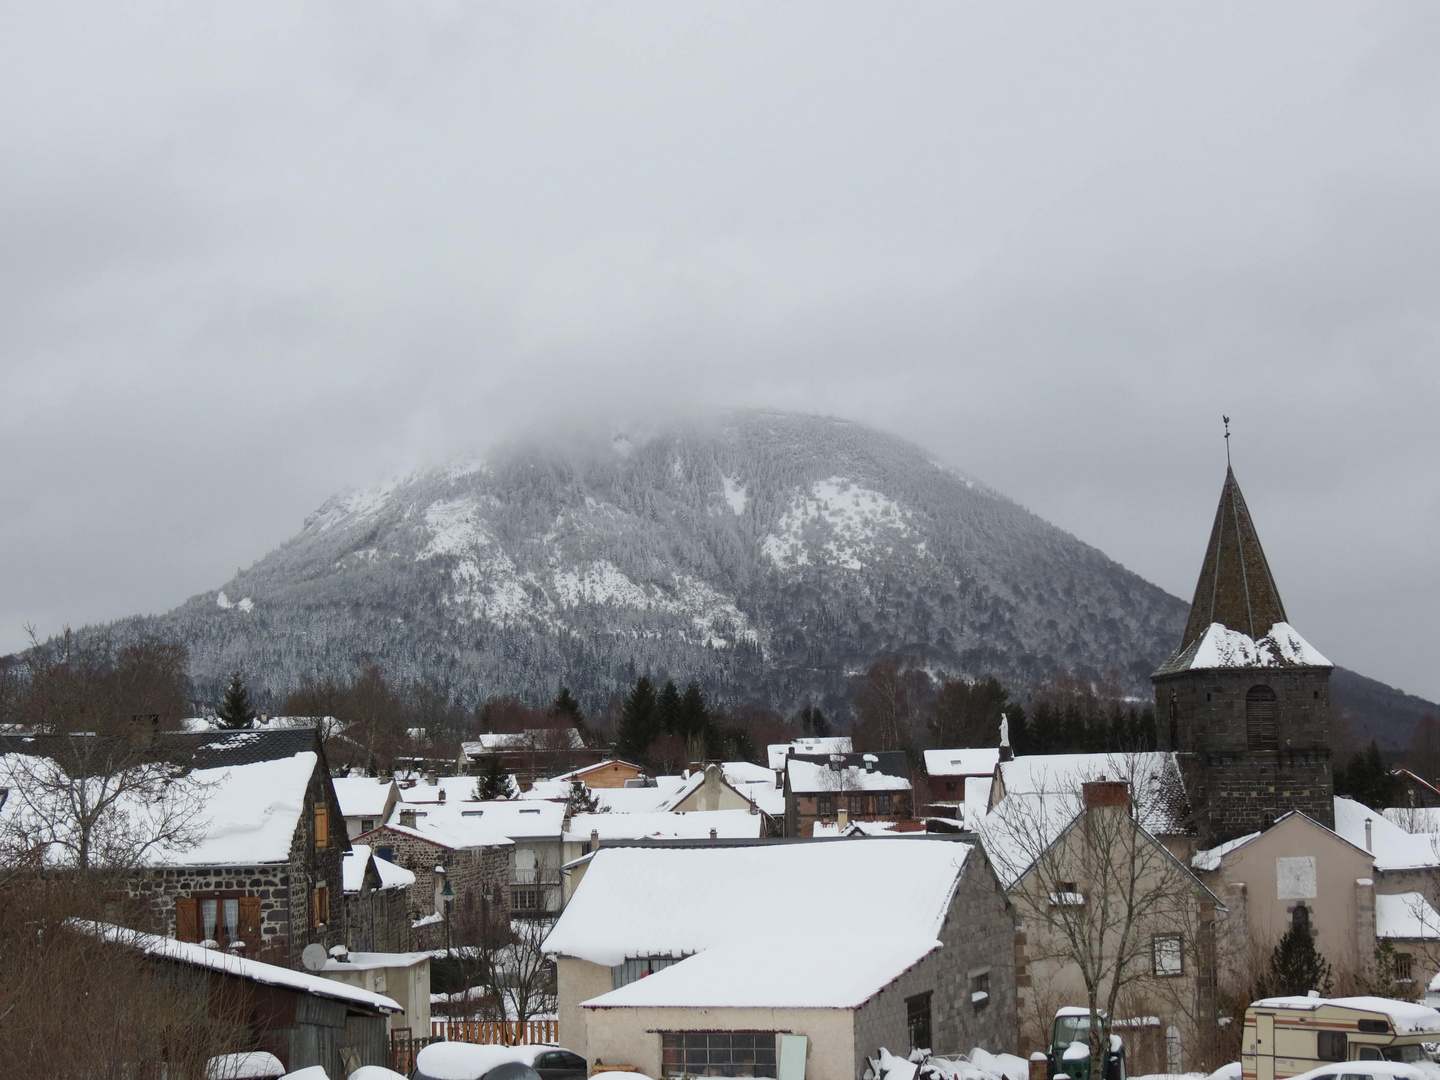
441, 877, 455, 955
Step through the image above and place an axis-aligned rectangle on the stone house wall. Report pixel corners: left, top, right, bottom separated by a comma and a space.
1156, 667, 1332, 845
357, 825, 510, 925
122, 757, 347, 964
851, 845, 1017, 1069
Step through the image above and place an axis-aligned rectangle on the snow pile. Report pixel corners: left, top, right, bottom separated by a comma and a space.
206, 1051, 285, 1079
546, 838, 973, 1009
867, 1048, 1027, 1080
1335, 797, 1440, 870
1375, 893, 1440, 940
1185, 621, 1331, 671
721, 475, 748, 516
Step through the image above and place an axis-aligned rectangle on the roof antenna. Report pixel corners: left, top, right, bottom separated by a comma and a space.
1222, 415, 1232, 468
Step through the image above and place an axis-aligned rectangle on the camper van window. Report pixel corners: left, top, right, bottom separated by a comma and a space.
1357, 1048, 1382, 1061
1357, 1020, 1390, 1034
1317, 1031, 1347, 1061
1384, 1045, 1425, 1063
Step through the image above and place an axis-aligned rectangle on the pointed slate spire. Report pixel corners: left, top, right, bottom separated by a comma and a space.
1177, 465, 1288, 653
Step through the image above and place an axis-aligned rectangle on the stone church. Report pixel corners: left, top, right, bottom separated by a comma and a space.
1154, 465, 1335, 846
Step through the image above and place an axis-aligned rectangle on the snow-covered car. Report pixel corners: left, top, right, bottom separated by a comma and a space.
412, 1043, 544, 1080
1282, 1062, 1440, 1080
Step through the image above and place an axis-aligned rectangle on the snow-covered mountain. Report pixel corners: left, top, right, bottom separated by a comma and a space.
100, 412, 1190, 710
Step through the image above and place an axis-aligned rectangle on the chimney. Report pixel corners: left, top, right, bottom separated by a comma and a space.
426, 770, 437, 787
838, 806, 850, 830
1082, 780, 1130, 810
438, 788, 447, 803
399, 809, 417, 828
709, 827, 717, 840
1365, 818, 1373, 851
999, 713, 1014, 763
589, 828, 599, 853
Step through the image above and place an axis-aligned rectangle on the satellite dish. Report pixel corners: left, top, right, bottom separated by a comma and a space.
301, 943, 328, 971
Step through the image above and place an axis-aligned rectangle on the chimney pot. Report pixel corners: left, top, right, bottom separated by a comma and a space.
709, 828, 717, 839
838, 806, 850, 830
438, 789, 446, 803
1365, 818, 1373, 851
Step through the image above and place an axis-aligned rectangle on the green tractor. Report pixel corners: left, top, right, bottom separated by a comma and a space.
1047, 1007, 1126, 1080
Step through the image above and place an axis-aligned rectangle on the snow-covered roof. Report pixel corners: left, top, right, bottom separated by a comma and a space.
1334, 797, 1440, 871
544, 838, 973, 1008
786, 757, 911, 794
518, 779, 571, 801
1192, 831, 1262, 872
550, 759, 643, 783
205, 1051, 285, 1079
182, 752, 324, 866
767, 737, 853, 771
333, 777, 397, 819
1168, 621, 1331, 673
591, 775, 691, 813
376, 787, 564, 848
1251, 996, 1440, 1034
463, 729, 586, 754
924, 749, 1002, 778
73, 921, 401, 1013
1376, 893, 1440, 940
343, 844, 417, 893
320, 950, 431, 973
564, 809, 764, 843
1383, 807, 1440, 834
722, 761, 778, 786
994, 752, 1186, 832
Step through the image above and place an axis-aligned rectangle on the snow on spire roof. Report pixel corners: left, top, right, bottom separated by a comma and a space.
1158, 466, 1310, 676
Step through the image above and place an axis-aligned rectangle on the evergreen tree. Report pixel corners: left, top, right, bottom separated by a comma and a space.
678, 683, 709, 740
215, 672, 257, 730
1255, 917, 1333, 998
615, 676, 659, 764
564, 777, 600, 816
1335, 742, 1403, 810
795, 703, 829, 738
552, 686, 592, 747
473, 755, 516, 801
657, 679, 682, 736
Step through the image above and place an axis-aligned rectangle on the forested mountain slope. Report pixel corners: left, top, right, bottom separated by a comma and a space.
73, 412, 1433, 746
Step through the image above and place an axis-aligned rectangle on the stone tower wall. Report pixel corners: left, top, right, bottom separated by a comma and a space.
1156, 666, 1333, 844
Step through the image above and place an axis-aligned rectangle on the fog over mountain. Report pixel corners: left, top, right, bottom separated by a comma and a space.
73, 411, 1434, 743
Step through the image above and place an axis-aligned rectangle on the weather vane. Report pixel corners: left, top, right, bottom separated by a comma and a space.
1223, 415, 1231, 467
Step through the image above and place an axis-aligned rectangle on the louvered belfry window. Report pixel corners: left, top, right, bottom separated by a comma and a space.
1246, 685, 1278, 750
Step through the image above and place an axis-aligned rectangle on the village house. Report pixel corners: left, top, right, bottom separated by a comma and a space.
921, 748, 1001, 821
334, 776, 401, 839
318, 947, 432, 1039
77, 921, 400, 1076
766, 736, 853, 770
461, 728, 599, 785
783, 751, 913, 837
0, 727, 349, 964
977, 775, 1221, 1072
342, 843, 416, 953
544, 837, 1016, 1080
554, 758, 647, 789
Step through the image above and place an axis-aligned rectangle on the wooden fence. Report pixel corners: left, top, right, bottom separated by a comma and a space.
430, 1019, 561, 1045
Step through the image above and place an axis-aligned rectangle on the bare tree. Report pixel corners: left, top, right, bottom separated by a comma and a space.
983, 759, 1218, 1070
0, 735, 214, 871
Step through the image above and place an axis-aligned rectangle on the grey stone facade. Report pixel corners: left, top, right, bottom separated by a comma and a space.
358, 824, 511, 926
850, 844, 1017, 1072
1156, 666, 1333, 845
124, 750, 348, 964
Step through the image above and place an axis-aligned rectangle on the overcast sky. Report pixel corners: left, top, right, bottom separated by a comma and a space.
3, 2, 1438, 700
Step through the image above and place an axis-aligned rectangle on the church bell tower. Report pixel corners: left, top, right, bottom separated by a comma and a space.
1153, 464, 1333, 846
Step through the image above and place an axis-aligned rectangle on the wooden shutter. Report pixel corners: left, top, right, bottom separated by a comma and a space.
314, 804, 330, 848
175, 897, 200, 942
238, 896, 262, 951
312, 885, 330, 928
